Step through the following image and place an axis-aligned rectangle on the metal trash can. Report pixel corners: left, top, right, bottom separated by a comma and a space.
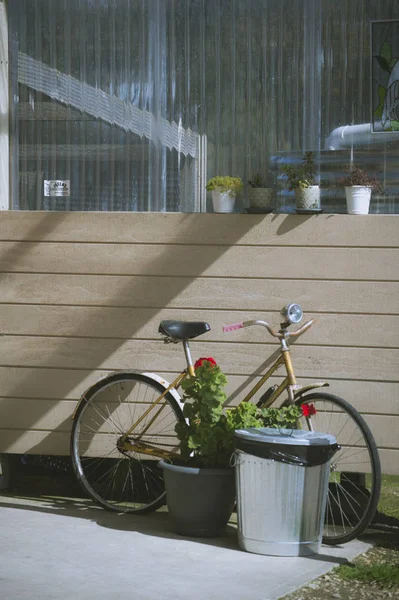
234, 427, 339, 557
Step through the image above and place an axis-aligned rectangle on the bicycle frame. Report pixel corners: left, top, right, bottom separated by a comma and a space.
117, 337, 327, 458
70, 308, 381, 545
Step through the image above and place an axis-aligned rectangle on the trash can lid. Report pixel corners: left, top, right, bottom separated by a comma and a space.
234, 427, 337, 447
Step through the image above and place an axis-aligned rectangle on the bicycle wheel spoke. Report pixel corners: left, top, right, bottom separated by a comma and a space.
71, 373, 183, 514
296, 393, 381, 545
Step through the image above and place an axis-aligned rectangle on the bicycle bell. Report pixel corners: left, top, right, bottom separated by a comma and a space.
281, 303, 303, 324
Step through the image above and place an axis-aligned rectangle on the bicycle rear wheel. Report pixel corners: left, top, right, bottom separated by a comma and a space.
296, 393, 381, 545
71, 372, 184, 514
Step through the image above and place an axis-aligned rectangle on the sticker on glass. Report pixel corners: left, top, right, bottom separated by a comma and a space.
44, 180, 70, 197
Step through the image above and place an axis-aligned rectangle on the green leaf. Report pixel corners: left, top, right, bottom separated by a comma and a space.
187, 435, 201, 449
373, 85, 387, 118
380, 41, 392, 65
374, 54, 391, 73
377, 85, 386, 104
391, 120, 399, 131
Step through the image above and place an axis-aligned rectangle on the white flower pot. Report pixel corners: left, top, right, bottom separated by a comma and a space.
211, 190, 235, 213
294, 185, 321, 210
248, 188, 274, 210
345, 186, 372, 215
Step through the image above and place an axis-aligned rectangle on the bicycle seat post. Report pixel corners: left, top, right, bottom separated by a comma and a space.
183, 340, 195, 377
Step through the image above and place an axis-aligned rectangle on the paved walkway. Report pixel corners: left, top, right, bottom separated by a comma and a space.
0, 493, 370, 600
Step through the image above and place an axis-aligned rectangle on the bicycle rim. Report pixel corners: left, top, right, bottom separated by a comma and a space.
297, 393, 381, 545
71, 373, 184, 514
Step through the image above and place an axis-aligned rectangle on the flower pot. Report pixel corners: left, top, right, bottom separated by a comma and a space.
211, 190, 235, 213
345, 186, 372, 215
294, 185, 321, 210
160, 461, 235, 537
248, 188, 274, 211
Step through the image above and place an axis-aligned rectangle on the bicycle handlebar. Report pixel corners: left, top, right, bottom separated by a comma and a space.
223, 318, 315, 339
288, 319, 315, 337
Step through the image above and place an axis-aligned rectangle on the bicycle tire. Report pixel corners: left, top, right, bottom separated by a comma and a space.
296, 392, 381, 545
71, 372, 184, 514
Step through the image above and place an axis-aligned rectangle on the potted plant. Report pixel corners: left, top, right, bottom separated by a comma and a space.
205, 176, 243, 213
337, 165, 382, 215
247, 172, 275, 213
282, 151, 321, 212
160, 357, 306, 537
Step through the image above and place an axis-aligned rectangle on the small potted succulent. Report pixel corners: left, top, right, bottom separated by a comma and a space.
337, 165, 382, 215
160, 357, 306, 537
247, 172, 275, 213
282, 151, 321, 212
205, 176, 243, 213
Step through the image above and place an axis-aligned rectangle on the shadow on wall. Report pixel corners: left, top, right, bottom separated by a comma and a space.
0, 211, 279, 454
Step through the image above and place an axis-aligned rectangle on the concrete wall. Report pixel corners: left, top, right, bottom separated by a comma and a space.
0, 211, 398, 473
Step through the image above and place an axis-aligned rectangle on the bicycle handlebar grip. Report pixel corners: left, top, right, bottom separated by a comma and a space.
223, 322, 244, 333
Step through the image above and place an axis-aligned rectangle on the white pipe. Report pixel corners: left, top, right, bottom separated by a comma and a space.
325, 122, 399, 150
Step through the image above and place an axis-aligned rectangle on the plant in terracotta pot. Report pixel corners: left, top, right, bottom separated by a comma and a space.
247, 171, 275, 213
206, 176, 243, 213
337, 165, 382, 215
282, 151, 321, 212
160, 357, 306, 537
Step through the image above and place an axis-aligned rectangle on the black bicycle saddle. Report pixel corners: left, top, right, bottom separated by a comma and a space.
158, 320, 211, 341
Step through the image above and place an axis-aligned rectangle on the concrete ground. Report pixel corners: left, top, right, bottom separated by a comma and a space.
0, 492, 371, 600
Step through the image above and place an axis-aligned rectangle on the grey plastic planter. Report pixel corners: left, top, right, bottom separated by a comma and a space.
160, 461, 235, 537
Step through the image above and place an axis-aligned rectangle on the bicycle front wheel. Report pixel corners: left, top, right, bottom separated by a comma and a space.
296, 393, 381, 545
71, 372, 184, 514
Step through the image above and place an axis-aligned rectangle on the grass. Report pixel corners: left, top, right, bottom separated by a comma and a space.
332, 474, 399, 589
337, 562, 399, 587
377, 474, 399, 520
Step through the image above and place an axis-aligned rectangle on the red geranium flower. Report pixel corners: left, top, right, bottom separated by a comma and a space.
301, 403, 317, 418
194, 357, 217, 369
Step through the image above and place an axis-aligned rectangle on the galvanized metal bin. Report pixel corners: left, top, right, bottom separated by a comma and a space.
234, 428, 339, 557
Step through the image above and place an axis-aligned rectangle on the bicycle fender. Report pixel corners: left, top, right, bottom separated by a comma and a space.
293, 382, 329, 400
72, 370, 184, 419
141, 371, 184, 410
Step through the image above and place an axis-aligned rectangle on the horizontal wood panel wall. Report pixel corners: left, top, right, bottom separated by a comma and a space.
0, 212, 398, 474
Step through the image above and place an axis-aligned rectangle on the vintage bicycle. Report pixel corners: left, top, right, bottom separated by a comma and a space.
70, 303, 381, 545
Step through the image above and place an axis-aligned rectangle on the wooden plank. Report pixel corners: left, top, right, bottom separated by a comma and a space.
0, 430, 397, 474
0, 430, 71, 455
0, 398, 76, 430
0, 400, 179, 438
0, 337, 397, 381
1, 242, 398, 280
290, 412, 398, 449
223, 377, 399, 416
0, 212, 397, 467
0, 305, 398, 348
0, 212, 398, 246
1, 398, 396, 449
1, 274, 399, 313
361, 415, 399, 450
0, 368, 107, 401
0, 369, 397, 415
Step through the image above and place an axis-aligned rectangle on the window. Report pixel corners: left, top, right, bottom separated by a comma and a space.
8, 0, 399, 213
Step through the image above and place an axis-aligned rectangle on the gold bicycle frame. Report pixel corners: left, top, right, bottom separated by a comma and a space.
118, 344, 309, 458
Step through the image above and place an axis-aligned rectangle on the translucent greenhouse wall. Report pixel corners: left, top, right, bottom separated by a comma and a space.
8, 0, 399, 212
